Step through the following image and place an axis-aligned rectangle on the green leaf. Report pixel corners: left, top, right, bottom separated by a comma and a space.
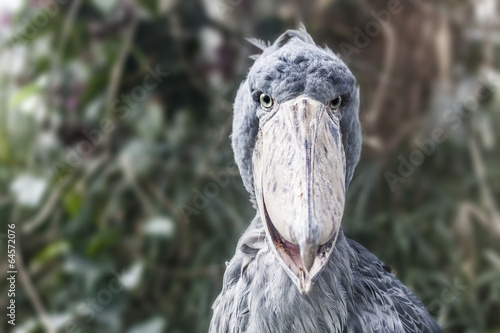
137, 101, 164, 141
86, 229, 120, 256
90, 0, 118, 15
484, 250, 500, 270
63, 189, 84, 217
143, 215, 175, 238
127, 317, 166, 333
9, 83, 38, 108
31, 241, 70, 268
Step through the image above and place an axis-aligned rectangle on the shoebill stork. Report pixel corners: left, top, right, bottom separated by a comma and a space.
210, 26, 441, 333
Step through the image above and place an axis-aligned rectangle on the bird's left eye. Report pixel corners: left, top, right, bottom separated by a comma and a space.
329, 96, 343, 110
259, 93, 274, 109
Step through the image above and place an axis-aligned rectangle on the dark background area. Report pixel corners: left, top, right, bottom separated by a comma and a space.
1, 0, 500, 332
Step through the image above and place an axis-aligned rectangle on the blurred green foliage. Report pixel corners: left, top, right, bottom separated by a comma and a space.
1, 0, 500, 332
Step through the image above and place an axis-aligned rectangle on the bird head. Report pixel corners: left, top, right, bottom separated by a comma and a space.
232, 25, 361, 295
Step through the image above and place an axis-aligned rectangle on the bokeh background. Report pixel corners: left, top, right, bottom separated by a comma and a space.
1, 0, 500, 332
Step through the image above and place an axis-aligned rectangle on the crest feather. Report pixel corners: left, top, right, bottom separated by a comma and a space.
245, 37, 271, 51
245, 24, 314, 61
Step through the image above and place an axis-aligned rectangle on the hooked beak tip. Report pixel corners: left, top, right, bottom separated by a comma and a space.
300, 240, 318, 272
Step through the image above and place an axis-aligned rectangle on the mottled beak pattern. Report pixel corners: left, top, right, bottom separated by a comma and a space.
253, 95, 346, 294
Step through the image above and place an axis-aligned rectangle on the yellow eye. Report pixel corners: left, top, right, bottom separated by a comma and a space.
329, 96, 342, 110
259, 93, 273, 109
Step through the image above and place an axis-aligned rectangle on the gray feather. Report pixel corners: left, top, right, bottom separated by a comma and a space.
245, 37, 271, 51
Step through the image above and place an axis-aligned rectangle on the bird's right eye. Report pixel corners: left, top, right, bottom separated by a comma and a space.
259, 93, 274, 109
